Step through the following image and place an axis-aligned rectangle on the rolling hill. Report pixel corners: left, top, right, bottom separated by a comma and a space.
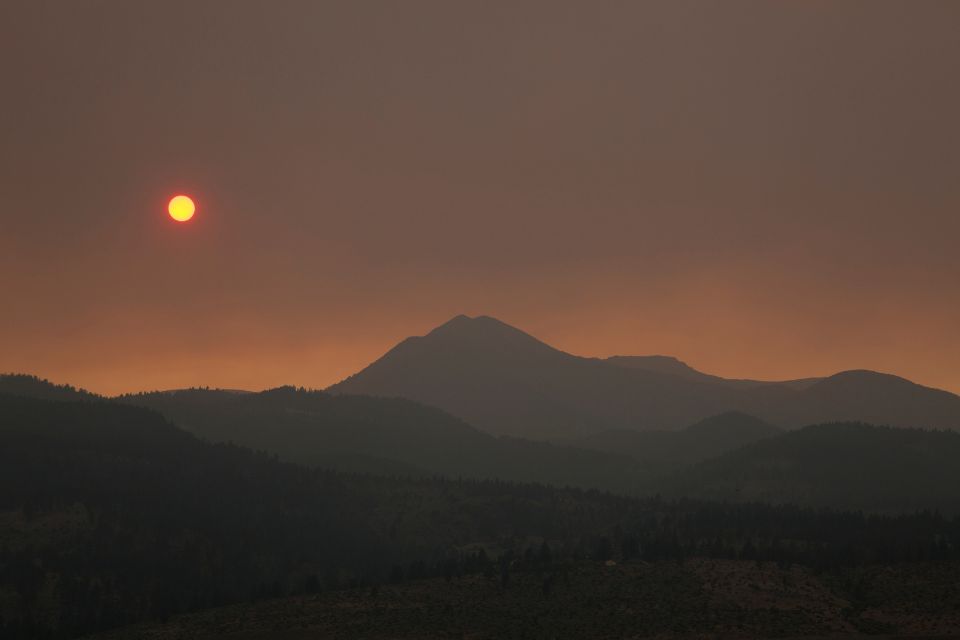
753, 370, 960, 432
5, 391, 960, 639
118, 386, 649, 492
0, 391, 664, 637
0, 374, 650, 491
0, 373, 97, 401
5, 380, 960, 638
667, 422, 960, 513
7, 372, 960, 514
571, 411, 782, 471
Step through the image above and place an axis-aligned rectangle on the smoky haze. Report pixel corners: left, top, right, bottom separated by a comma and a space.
2, 0, 958, 394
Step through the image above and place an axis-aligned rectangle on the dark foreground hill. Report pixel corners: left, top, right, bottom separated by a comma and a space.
328, 315, 960, 438
668, 422, 960, 513
0, 392, 647, 637
0, 374, 649, 492
119, 386, 649, 492
4, 392, 960, 639
7, 375, 960, 514
0, 373, 96, 402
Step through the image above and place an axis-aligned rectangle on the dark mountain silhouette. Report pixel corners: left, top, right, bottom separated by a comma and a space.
682, 411, 781, 440
605, 355, 714, 380
117, 386, 650, 492
328, 315, 765, 438
605, 356, 821, 390
1, 375, 646, 491
329, 315, 960, 438
753, 370, 960, 431
8, 368, 960, 515
668, 422, 960, 513
0, 391, 661, 636
8, 391, 960, 638
0, 373, 96, 402
572, 411, 782, 471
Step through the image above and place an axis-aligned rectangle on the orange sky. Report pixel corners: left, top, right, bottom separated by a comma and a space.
2, 1, 958, 396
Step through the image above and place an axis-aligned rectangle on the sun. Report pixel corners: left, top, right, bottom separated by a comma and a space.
168, 195, 196, 222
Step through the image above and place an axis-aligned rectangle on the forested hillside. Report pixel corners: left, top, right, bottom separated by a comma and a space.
669, 422, 960, 512
571, 411, 781, 471
7, 375, 960, 515
0, 374, 95, 402
120, 386, 650, 492
4, 393, 960, 638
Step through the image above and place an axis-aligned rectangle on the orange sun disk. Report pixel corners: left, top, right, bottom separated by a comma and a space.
168, 195, 196, 222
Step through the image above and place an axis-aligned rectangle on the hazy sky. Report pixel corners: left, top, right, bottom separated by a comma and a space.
2, 1, 958, 395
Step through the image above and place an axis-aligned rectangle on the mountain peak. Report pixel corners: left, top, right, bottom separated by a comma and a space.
429, 314, 530, 335
811, 369, 957, 398
329, 317, 960, 437
414, 315, 559, 355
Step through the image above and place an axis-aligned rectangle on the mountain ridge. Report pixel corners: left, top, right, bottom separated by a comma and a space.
667, 421, 960, 512
571, 411, 782, 471
328, 315, 960, 438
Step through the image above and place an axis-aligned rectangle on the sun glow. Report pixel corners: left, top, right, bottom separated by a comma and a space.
167, 195, 196, 222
